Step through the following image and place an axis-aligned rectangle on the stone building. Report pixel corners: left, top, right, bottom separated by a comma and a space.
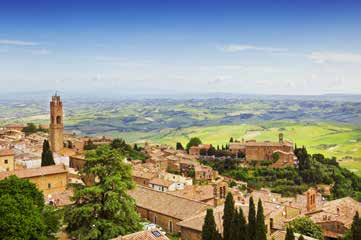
189, 144, 212, 156
0, 164, 68, 195
178, 203, 272, 240
194, 165, 216, 181
49, 94, 64, 153
306, 197, 361, 239
129, 185, 209, 234
229, 134, 295, 166
0, 149, 15, 172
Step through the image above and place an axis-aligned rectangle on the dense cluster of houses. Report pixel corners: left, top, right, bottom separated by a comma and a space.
0, 95, 360, 240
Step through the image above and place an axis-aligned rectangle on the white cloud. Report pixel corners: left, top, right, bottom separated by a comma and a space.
221, 44, 287, 53
309, 51, 361, 64
0, 39, 39, 46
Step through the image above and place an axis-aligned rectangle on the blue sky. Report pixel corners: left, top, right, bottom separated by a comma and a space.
0, 0, 360, 95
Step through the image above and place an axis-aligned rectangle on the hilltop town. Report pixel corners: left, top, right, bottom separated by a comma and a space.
1, 95, 361, 240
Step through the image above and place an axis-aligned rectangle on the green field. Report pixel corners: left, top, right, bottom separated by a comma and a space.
112, 121, 361, 175
1, 96, 360, 174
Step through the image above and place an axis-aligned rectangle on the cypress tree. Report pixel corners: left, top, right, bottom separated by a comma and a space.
255, 199, 267, 240
248, 197, 256, 240
223, 192, 235, 240
351, 211, 361, 240
285, 227, 295, 240
202, 209, 217, 240
41, 140, 55, 166
230, 207, 247, 240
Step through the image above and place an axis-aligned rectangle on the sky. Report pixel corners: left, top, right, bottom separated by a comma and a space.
0, 0, 360, 95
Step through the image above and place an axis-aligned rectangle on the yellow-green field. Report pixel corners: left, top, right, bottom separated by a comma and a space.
113, 121, 361, 175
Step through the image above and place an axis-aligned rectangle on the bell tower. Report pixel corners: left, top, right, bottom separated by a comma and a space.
49, 93, 64, 153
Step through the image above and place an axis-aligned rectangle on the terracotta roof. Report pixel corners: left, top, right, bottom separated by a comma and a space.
0, 164, 67, 180
113, 229, 169, 240
271, 230, 317, 240
149, 178, 174, 187
132, 170, 157, 180
178, 202, 273, 232
57, 148, 77, 156
5, 123, 27, 128
0, 149, 15, 157
245, 141, 292, 147
169, 185, 214, 202
307, 197, 361, 228
129, 185, 208, 220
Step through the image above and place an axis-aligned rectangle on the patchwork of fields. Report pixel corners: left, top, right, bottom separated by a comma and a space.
112, 121, 361, 174
1, 95, 360, 174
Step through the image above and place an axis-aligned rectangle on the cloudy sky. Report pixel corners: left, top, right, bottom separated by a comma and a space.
0, 0, 360, 95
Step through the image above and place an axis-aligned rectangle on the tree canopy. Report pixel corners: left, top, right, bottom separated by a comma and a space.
223, 192, 235, 240
248, 197, 257, 240
41, 140, 55, 166
285, 227, 295, 240
288, 217, 324, 240
186, 137, 202, 150
202, 208, 220, 240
64, 145, 141, 240
0, 176, 60, 240
255, 199, 267, 240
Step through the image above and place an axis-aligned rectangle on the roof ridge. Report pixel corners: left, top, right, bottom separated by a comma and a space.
136, 185, 210, 205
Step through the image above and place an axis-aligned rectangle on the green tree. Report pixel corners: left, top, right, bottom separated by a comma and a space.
256, 199, 267, 240
207, 146, 216, 156
272, 152, 280, 163
41, 140, 55, 166
248, 197, 257, 240
298, 235, 305, 240
176, 142, 184, 150
22, 123, 38, 136
0, 176, 60, 239
0, 175, 44, 209
230, 208, 247, 240
223, 192, 235, 240
351, 212, 361, 240
202, 208, 218, 240
84, 139, 97, 150
0, 194, 47, 240
186, 137, 202, 150
64, 145, 141, 240
230, 137, 234, 143
285, 227, 295, 240
288, 217, 324, 240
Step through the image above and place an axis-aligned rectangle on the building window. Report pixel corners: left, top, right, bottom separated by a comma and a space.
56, 116, 62, 124
48, 183, 51, 189
4, 159, 8, 164
154, 215, 157, 224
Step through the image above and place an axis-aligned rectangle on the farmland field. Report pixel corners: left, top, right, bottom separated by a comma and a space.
1, 93, 360, 174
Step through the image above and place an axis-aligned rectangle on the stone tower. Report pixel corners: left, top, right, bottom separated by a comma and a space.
49, 94, 64, 153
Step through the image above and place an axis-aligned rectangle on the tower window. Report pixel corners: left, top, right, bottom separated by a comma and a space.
56, 116, 62, 124
48, 183, 51, 189
4, 159, 8, 164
